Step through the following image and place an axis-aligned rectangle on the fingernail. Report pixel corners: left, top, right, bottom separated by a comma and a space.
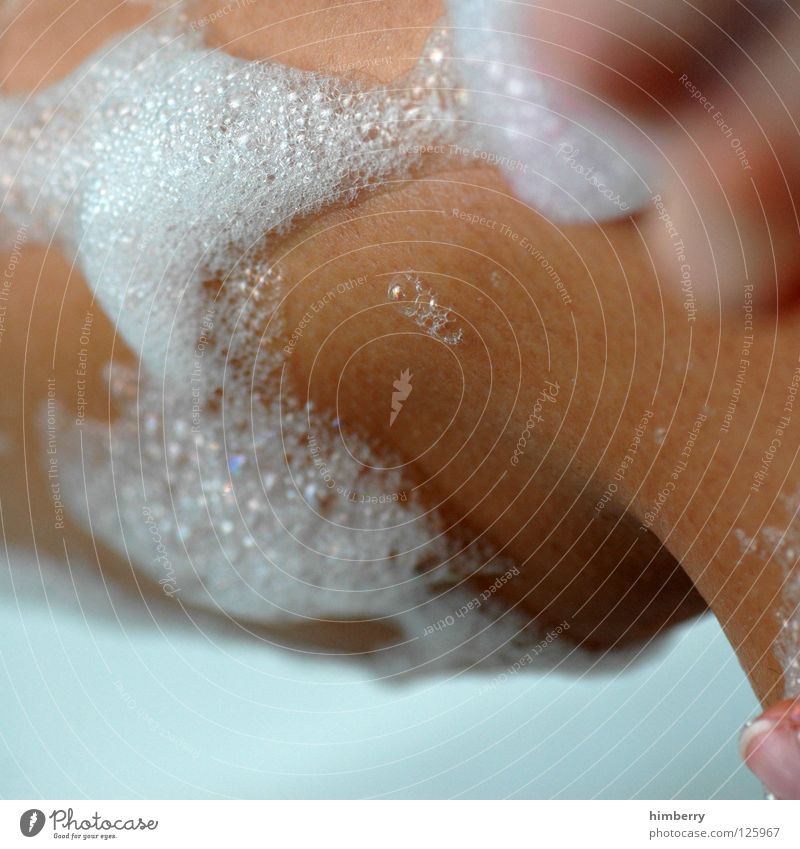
740, 700, 800, 800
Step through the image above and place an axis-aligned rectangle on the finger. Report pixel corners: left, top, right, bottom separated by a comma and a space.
643, 7, 800, 309
740, 698, 800, 799
525, 0, 767, 116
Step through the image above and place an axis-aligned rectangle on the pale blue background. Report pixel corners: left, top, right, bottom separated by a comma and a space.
0, 548, 760, 799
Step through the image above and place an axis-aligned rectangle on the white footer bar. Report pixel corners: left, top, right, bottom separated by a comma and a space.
2, 800, 796, 848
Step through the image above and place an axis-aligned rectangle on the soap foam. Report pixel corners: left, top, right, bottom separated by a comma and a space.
449, 0, 652, 222
736, 520, 800, 698
0, 2, 651, 672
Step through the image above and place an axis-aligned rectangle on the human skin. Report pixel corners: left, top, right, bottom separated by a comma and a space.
0, 0, 796, 706
524, 0, 800, 311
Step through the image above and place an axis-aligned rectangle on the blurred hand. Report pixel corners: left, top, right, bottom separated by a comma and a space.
528, 0, 800, 309
526, 0, 800, 799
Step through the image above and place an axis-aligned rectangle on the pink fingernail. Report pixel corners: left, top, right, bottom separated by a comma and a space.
740, 700, 800, 800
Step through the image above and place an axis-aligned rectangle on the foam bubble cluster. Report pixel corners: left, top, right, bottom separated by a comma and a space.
54, 248, 542, 670
0, 15, 464, 372
0, 2, 650, 670
449, 0, 651, 222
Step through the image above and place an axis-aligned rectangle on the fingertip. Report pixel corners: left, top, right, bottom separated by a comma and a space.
741, 700, 800, 800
